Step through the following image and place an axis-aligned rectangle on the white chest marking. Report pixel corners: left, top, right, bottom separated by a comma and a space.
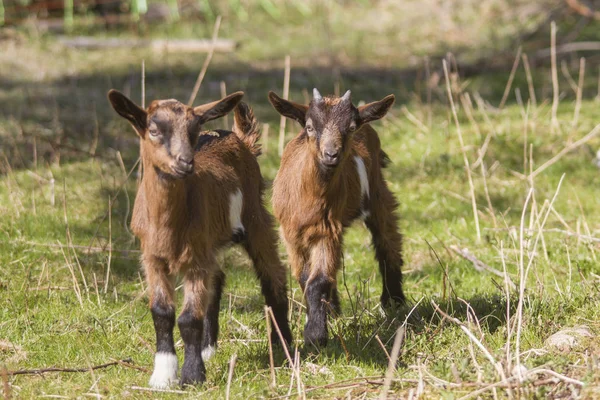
149, 352, 178, 389
229, 188, 245, 234
354, 156, 370, 219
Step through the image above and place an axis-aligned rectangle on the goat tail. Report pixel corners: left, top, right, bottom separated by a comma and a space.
233, 101, 261, 157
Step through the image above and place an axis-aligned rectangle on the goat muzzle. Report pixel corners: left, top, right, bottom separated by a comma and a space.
321, 149, 341, 168
171, 159, 194, 178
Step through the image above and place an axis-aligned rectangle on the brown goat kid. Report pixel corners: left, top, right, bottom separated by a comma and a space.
269, 89, 405, 348
108, 90, 292, 388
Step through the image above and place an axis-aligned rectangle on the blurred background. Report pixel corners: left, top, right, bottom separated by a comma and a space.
1, 0, 600, 167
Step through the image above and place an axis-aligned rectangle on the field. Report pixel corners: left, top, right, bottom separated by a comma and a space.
1, 12, 600, 398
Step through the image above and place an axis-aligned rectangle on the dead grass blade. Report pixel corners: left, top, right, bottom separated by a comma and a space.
550, 21, 560, 134
529, 123, 600, 180
499, 46, 522, 109
187, 15, 222, 106
278, 55, 291, 157
443, 59, 481, 242
225, 354, 238, 400
379, 326, 405, 400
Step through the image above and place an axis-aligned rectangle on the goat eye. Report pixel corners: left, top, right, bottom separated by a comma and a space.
149, 128, 161, 137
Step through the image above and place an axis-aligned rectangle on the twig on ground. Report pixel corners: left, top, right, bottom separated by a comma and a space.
449, 245, 516, 290
129, 386, 187, 394
7, 359, 137, 376
9, 239, 140, 255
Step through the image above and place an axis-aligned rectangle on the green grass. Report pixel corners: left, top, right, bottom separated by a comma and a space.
1, 35, 600, 398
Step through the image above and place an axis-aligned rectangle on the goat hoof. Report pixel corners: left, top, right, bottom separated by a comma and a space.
304, 323, 328, 348
179, 373, 206, 388
180, 359, 206, 387
380, 292, 405, 309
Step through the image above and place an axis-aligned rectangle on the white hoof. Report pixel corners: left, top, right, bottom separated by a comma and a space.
202, 345, 216, 361
149, 352, 178, 389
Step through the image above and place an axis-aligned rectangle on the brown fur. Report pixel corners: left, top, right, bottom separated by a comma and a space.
273, 125, 392, 280
109, 89, 291, 386
232, 102, 261, 157
133, 128, 287, 315
269, 89, 404, 347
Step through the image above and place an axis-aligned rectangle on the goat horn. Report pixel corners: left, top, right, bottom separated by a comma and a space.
313, 88, 323, 102
341, 90, 351, 102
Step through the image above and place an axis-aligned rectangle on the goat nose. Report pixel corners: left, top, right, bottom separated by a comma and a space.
177, 153, 193, 165
325, 150, 339, 160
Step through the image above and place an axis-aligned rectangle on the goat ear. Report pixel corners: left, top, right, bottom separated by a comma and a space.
194, 91, 244, 124
358, 94, 395, 125
108, 89, 147, 137
268, 91, 308, 127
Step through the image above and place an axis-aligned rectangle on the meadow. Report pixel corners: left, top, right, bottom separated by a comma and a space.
1, 11, 600, 398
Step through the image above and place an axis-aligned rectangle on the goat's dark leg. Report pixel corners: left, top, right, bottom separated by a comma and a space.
365, 182, 405, 308
243, 211, 292, 346
297, 256, 340, 317
144, 256, 178, 389
201, 269, 225, 361
178, 266, 214, 387
304, 238, 341, 348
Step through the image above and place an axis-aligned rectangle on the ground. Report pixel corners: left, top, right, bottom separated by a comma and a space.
1, 16, 600, 399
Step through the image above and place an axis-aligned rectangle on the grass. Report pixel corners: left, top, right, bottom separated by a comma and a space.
5, 0, 571, 69
1, 27, 600, 399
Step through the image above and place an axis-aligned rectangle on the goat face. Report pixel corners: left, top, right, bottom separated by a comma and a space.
308, 89, 363, 168
268, 89, 395, 170
108, 90, 244, 179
